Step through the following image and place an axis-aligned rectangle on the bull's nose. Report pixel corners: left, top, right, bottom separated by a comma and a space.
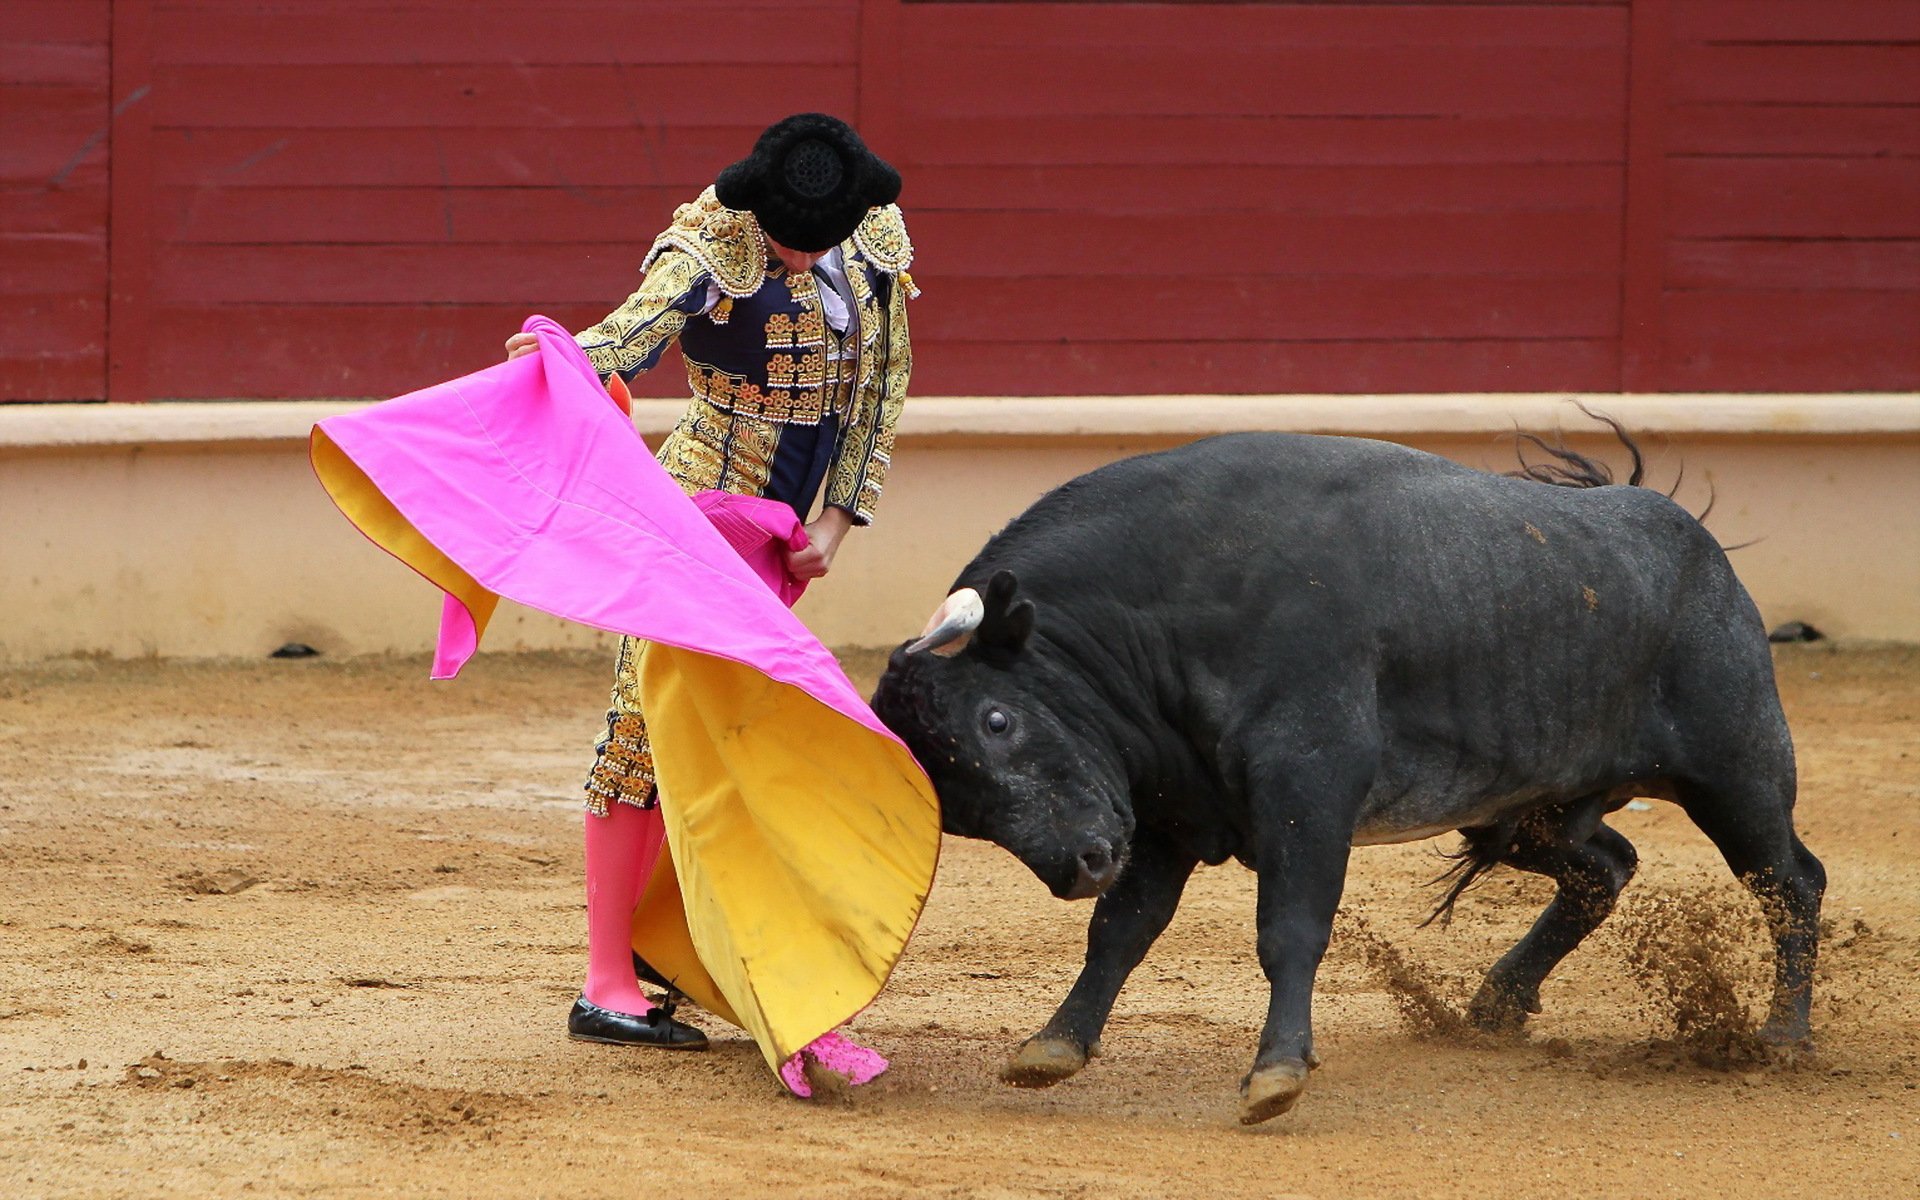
1066, 842, 1119, 899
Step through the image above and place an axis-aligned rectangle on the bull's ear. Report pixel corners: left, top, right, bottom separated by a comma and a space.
985, 569, 1019, 611
979, 570, 1034, 652
982, 599, 1034, 652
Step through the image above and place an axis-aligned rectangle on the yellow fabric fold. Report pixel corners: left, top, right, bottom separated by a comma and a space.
635, 643, 941, 1071
310, 430, 500, 643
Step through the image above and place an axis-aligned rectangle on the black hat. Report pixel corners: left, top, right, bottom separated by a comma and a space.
715, 113, 901, 253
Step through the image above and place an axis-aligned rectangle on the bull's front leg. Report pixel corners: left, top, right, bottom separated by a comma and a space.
1003, 837, 1197, 1087
1241, 761, 1364, 1125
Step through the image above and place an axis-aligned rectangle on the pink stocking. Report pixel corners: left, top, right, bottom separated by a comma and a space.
582, 800, 666, 1015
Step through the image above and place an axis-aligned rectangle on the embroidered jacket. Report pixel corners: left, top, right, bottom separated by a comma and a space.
576, 187, 916, 524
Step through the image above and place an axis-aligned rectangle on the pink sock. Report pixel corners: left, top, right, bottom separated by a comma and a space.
581, 801, 666, 1015
780, 1030, 891, 1097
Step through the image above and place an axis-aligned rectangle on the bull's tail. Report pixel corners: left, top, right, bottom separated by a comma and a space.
1507, 405, 1643, 489
1506, 404, 1734, 539
1420, 822, 1512, 928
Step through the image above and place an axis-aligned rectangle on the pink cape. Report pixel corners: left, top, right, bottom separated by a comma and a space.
309, 315, 940, 1081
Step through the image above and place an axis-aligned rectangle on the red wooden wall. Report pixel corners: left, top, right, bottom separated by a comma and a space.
2, 0, 1914, 402
1638, 0, 1920, 390
3, 2, 111, 400
887, 0, 1630, 394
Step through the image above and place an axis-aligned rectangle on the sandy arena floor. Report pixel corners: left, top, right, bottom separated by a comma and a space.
1, 643, 1915, 1198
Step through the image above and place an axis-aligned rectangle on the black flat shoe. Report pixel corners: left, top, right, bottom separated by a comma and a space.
567, 996, 709, 1050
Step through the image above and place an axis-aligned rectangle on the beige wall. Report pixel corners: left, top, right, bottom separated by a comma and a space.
3, 396, 1916, 665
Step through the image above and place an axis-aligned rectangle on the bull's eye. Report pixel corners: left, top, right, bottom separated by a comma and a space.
984, 709, 1010, 735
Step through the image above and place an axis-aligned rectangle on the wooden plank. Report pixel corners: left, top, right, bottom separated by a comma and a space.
148, 303, 654, 398
144, 117, 1626, 192
0, 294, 107, 352
902, 3, 1627, 50
156, 184, 696, 245
153, 167, 1620, 247
151, 210, 1623, 305
149, 64, 857, 127
151, 126, 765, 188
109, 0, 155, 403
7, 1, 110, 43
1668, 240, 1920, 291
1669, 158, 1920, 239
1660, 290, 1920, 390
1669, 44, 1920, 105
906, 163, 1621, 215
0, 185, 110, 234
0, 234, 107, 295
895, 45, 1626, 119
153, 244, 656, 305
907, 338, 1623, 398
1670, 103, 1920, 157
0, 351, 106, 402
145, 303, 1622, 399
1620, 0, 1671, 390
0, 100, 112, 185
896, 113, 1626, 167
0, 40, 109, 86
151, 7, 858, 65
161, 0, 852, 9
1673, 0, 1920, 44
909, 275, 1620, 342
856, 0, 905, 158
1, 3, 108, 403
903, 210, 1624, 277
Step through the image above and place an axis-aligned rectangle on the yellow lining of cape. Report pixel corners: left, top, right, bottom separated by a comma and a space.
636, 642, 940, 1071
309, 430, 501, 643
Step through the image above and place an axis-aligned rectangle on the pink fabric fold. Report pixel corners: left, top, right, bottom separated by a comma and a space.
693, 490, 811, 609
312, 315, 890, 747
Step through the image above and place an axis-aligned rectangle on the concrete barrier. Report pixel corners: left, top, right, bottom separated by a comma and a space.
3, 394, 1916, 663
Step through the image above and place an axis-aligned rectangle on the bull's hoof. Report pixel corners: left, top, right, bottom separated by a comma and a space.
1238, 1058, 1312, 1126
1466, 980, 1540, 1035
1758, 1014, 1814, 1057
1002, 1035, 1089, 1088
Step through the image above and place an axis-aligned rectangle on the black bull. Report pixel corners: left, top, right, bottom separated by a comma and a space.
871, 431, 1824, 1125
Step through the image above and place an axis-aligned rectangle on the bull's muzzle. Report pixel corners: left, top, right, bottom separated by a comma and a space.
1064, 840, 1120, 900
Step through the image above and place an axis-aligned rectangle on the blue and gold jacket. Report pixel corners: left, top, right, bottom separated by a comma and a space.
576, 187, 916, 524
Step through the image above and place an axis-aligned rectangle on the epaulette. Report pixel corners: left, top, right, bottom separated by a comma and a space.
643, 186, 768, 302
852, 205, 920, 298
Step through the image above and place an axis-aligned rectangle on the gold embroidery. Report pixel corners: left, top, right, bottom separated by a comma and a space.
765, 312, 796, 349
852, 204, 914, 277
585, 638, 658, 814
766, 353, 799, 393
656, 395, 783, 497
825, 273, 911, 523
575, 249, 705, 379
643, 186, 767, 300
795, 304, 825, 349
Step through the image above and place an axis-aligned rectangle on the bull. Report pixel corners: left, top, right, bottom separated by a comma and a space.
871, 430, 1824, 1125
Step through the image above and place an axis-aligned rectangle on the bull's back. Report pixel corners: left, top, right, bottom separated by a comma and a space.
982, 433, 1752, 832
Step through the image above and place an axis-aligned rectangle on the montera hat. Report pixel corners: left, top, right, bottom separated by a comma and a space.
715, 113, 901, 253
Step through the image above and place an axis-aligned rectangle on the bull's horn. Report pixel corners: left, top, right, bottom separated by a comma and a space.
905, 588, 984, 657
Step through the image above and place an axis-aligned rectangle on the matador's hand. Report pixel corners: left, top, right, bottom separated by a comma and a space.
504, 331, 539, 360
786, 508, 854, 581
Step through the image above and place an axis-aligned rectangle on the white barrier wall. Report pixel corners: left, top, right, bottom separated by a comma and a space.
3, 395, 1916, 663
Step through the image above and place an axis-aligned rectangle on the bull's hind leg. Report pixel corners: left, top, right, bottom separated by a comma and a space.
1464, 798, 1638, 1033
1676, 775, 1826, 1048
1003, 838, 1197, 1088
